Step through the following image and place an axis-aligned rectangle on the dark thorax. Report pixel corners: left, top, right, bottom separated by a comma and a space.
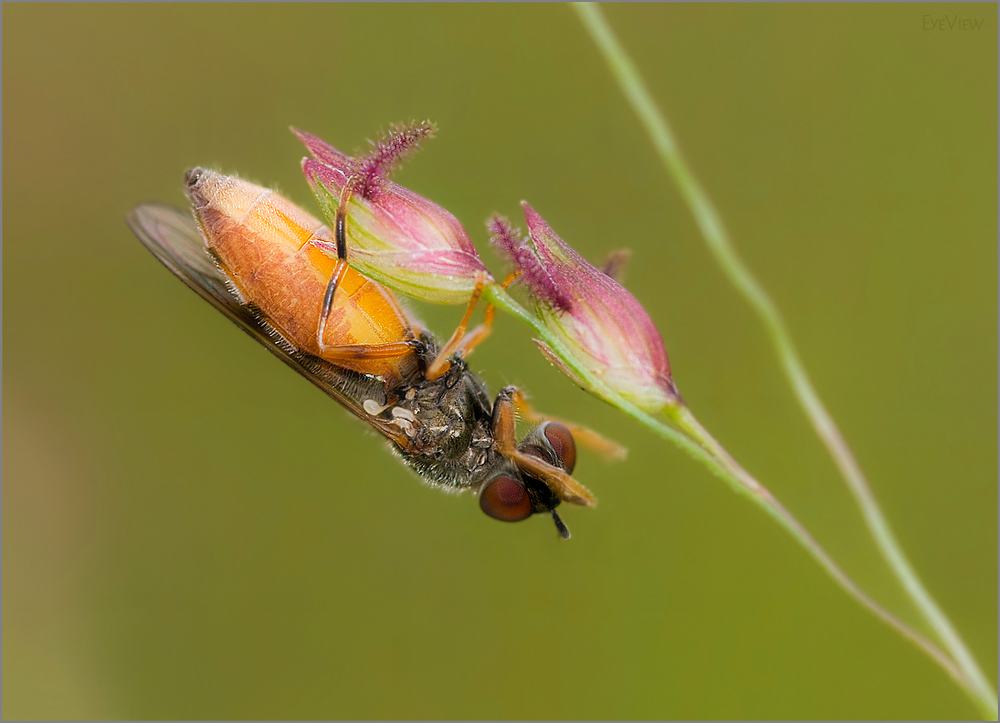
377, 334, 501, 492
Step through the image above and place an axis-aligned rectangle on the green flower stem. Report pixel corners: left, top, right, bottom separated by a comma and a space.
486, 279, 964, 692
572, 2, 997, 718
664, 404, 968, 688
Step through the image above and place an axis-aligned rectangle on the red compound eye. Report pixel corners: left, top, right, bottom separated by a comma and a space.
543, 422, 577, 474
479, 475, 533, 522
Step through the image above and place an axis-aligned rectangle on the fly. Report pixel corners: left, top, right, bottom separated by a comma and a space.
127, 168, 603, 538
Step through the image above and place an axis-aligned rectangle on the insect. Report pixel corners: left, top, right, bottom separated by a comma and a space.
127, 168, 604, 538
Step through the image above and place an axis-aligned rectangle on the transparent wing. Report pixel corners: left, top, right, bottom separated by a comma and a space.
126, 203, 406, 441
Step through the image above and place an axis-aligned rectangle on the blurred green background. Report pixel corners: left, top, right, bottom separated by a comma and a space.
4, 3, 996, 719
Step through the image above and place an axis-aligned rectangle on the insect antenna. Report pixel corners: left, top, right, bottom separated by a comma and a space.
552, 511, 571, 540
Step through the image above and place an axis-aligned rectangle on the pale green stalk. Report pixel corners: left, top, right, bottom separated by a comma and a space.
485, 281, 965, 697
571, 2, 997, 718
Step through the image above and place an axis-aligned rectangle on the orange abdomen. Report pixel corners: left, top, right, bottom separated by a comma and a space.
187, 170, 419, 383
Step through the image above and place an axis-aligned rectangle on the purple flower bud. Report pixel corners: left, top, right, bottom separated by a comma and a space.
491, 203, 680, 411
295, 126, 492, 305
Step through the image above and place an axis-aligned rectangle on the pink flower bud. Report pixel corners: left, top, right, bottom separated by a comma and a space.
295, 128, 491, 305
491, 203, 680, 412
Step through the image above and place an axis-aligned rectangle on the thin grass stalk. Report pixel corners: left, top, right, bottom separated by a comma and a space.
570, 2, 997, 718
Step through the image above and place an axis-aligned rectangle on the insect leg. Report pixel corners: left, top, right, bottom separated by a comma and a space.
424, 269, 523, 381
451, 303, 494, 359
312, 177, 357, 348
491, 387, 596, 507
490, 386, 520, 456
332, 177, 356, 261
451, 269, 520, 362
318, 341, 417, 361
507, 388, 627, 461
600, 249, 631, 283
312, 176, 416, 360
316, 272, 417, 358
424, 272, 490, 381
316, 257, 350, 349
